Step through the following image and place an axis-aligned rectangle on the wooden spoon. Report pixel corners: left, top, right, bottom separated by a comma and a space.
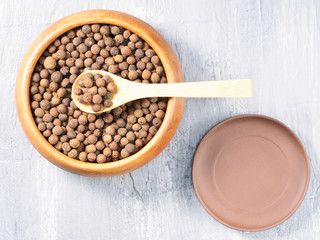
72, 70, 252, 114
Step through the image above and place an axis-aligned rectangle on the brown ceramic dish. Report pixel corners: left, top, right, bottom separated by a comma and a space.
192, 114, 310, 231
15, 10, 184, 177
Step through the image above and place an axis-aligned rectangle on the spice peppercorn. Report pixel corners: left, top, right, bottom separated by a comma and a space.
96, 154, 106, 163
62, 142, 71, 152
44, 57, 57, 69
87, 152, 96, 162
86, 144, 96, 153
52, 126, 63, 135
70, 139, 80, 148
79, 152, 87, 162
125, 143, 136, 153
88, 134, 97, 144
48, 135, 59, 145
96, 141, 105, 150
68, 149, 78, 158
120, 149, 130, 158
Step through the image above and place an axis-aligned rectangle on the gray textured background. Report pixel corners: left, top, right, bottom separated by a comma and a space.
1, 0, 319, 239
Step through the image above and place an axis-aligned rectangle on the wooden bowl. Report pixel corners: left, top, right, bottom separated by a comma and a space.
15, 10, 184, 177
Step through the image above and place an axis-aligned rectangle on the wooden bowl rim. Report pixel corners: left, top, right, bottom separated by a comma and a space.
15, 9, 185, 177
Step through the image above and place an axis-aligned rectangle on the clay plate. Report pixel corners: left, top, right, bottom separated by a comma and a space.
192, 114, 310, 231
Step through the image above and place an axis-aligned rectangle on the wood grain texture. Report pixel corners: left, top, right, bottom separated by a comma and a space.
1, 0, 319, 239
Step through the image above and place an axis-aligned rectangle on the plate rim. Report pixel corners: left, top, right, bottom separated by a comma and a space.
192, 114, 310, 232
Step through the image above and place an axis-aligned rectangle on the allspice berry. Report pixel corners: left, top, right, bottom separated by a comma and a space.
44, 56, 57, 69
34, 108, 45, 117
107, 82, 116, 92
103, 147, 112, 157
109, 141, 118, 151
105, 126, 115, 135
68, 149, 78, 158
87, 152, 96, 162
121, 149, 130, 158
103, 134, 112, 144
125, 143, 136, 153
48, 134, 59, 145
70, 139, 80, 148
52, 126, 63, 136
88, 134, 97, 144
96, 78, 105, 87
83, 93, 92, 103
93, 95, 102, 104
97, 154, 107, 163
86, 144, 96, 153
96, 141, 105, 150
79, 152, 87, 162
92, 104, 101, 112
62, 142, 71, 152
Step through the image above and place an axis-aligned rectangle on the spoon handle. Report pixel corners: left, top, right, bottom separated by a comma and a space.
135, 79, 252, 98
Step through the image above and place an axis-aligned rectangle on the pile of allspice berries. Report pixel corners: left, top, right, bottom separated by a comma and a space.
30, 23, 167, 163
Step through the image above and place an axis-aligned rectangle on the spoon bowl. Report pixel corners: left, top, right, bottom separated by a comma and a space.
72, 70, 133, 114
